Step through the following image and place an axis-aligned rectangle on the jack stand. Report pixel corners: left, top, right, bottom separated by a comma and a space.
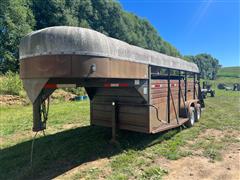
110, 101, 119, 145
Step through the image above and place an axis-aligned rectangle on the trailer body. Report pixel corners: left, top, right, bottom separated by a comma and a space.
19, 26, 204, 135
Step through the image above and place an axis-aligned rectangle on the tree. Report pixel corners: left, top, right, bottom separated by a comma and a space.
0, 0, 35, 73
0, 0, 219, 74
184, 54, 221, 80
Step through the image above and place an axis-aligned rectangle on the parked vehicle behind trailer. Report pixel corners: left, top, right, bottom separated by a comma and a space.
201, 81, 215, 98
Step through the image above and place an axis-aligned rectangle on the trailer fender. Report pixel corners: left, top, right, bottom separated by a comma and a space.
186, 100, 198, 112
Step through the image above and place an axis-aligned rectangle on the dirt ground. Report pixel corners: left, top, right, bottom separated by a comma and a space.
160, 129, 240, 180
57, 158, 110, 180
53, 128, 240, 180
0, 90, 75, 106
54, 145, 240, 180
161, 144, 240, 180
0, 95, 28, 106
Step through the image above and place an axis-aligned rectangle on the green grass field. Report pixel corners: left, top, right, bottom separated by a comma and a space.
217, 66, 240, 78
0, 78, 240, 180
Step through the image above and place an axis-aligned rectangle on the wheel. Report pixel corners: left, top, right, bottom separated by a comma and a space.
185, 107, 195, 128
194, 104, 201, 122
210, 91, 215, 97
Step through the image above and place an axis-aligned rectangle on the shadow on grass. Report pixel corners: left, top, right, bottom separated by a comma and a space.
0, 125, 179, 180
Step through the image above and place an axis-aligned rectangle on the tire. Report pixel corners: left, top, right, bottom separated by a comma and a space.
194, 104, 201, 122
211, 91, 215, 97
185, 107, 195, 128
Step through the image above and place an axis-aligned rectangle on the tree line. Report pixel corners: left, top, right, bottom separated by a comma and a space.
184, 54, 221, 80
0, 0, 220, 79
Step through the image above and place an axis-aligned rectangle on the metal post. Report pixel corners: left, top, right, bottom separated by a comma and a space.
170, 87, 179, 124
184, 71, 187, 101
178, 70, 181, 116
197, 73, 201, 99
197, 73, 205, 108
167, 69, 170, 123
193, 73, 196, 99
111, 101, 118, 143
148, 65, 152, 129
148, 65, 151, 104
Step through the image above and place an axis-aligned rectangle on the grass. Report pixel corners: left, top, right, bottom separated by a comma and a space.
217, 66, 240, 78
0, 101, 90, 137
72, 167, 103, 180
0, 78, 240, 179
207, 76, 240, 90
141, 166, 168, 180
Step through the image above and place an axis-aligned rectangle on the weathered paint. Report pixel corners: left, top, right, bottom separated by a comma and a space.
19, 26, 203, 134
19, 26, 199, 73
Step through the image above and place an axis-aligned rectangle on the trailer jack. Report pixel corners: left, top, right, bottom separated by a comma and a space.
32, 88, 54, 132
110, 101, 118, 144
33, 97, 50, 131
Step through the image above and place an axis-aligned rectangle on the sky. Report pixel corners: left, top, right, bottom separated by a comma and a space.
119, 0, 239, 67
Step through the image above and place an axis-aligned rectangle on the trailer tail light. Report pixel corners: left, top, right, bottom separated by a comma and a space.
44, 84, 76, 89
151, 84, 162, 88
104, 83, 129, 87
151, 84, 177, 88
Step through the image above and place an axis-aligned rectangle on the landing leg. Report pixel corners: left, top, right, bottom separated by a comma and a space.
110, 101, 119, 144
32, 89, 53, 132
33, 98, 45, 132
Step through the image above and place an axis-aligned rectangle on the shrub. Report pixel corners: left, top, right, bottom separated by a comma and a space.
0, 71, 86, 98
0, 71, 24, 96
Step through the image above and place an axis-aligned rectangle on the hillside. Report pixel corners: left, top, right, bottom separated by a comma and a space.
217, 66, 240, 78
1, 0, 180, 74
0, 0, 220, 78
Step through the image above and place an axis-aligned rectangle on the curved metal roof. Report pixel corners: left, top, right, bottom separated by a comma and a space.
19, 26, 199, 73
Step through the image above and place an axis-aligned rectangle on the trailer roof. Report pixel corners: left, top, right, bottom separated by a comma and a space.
20, 26, 199, 73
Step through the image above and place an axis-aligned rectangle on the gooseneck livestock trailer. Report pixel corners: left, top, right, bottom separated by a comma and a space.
20, 26, 204, 140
